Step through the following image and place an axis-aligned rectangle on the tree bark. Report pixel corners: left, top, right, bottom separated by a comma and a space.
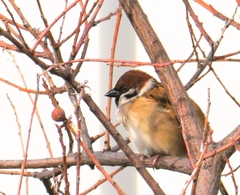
117, 0, 237, 194
118, 0, 202, 163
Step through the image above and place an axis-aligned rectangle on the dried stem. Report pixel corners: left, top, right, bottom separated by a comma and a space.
79, 140, 126, 195
17, 76, 40, 195
105, 4, 122, 151
80, 166, 126, 195
185, 5, 238, 91
195, 0, 240, 30
224, 156, 238, 195
211, 67, 240, 107
32, 0, 80, 52
56, 124, 70, 195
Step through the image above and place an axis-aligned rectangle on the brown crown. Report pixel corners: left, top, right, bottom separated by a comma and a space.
114, 70, 153, 90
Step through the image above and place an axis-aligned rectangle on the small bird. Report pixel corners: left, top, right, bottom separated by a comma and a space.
105, 70, 206, 160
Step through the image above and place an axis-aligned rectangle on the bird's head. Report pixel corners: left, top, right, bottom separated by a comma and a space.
105, 70, 158, 106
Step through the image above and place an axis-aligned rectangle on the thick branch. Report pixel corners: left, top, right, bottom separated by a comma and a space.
0, 28, 71, 79
0, 152, 191, 175
117, 1, 237, 194
196, 125, 240, 194
217, 125, 240, 155
118, 0, 202, 163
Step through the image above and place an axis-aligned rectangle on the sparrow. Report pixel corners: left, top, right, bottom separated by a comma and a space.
105, 70, 206, 160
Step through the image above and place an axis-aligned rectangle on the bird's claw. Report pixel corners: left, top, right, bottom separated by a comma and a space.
152, 154, 161, 167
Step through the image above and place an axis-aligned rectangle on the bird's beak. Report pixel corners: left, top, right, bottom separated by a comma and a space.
105, 89, 120, 97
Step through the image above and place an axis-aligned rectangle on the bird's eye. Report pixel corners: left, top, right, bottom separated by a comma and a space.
122, 86, 128, 92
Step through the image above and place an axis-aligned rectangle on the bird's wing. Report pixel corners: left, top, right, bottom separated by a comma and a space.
145, 84, 208, 130
144, 84, 181, 127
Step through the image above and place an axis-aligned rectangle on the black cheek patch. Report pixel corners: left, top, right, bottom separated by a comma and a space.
125, 89, 138, 100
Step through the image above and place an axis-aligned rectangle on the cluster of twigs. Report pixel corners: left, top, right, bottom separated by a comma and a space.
0, 0, 240, 194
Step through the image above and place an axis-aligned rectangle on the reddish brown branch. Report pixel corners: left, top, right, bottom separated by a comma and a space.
17, 76, 40, 194
80, 166, 126, 195
0, 153, 191, 175
185, 7, 237, 90
0, 13, 25, 29
211, 67, 240, 107
119, 0, 202, 167
36, 0, 63, 63
224, 156, 238, 194
183, 0, 213, 44
2, 0, 28, 47
56, 124, 70, 195
80, 140, 126, 195
31, 0, 80, 52
73, 0, 104, 58
195, 0, 240, 30
105, 4, 122, 151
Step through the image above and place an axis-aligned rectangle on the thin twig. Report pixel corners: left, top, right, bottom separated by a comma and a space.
8, 51, 55, 158
93, 8, 119, 25
71, 0, 89, 58
222, 165, 240, 177
224, 156, 238, 195
105, 4, 122, 151
211, 67, 240, 107
195, 0, 240, 30
31, 0, 80, 51
6, 94, 24, 153
73, 0, 104, 58
185, 5, 238, 90
2, 0, 28, 47
80, 166, 126, 195
56, 124, 70, 195
80, 140, 126, 195
57, 0, 68, 43
17, 75, 40, 195
183, 0, 213, 44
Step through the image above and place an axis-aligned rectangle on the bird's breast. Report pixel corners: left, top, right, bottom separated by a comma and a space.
116, 96, 186, 157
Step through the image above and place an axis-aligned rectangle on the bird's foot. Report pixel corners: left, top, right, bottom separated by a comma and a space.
151, 154, 161, 167
139, 154, 147, 162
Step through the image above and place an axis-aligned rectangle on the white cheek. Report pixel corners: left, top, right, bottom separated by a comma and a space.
139, 78, 155, 96
118, 96, 128, 107
118, 88, 138, 107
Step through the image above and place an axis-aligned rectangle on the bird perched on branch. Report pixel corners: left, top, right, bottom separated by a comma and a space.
105, 70, 206, 162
